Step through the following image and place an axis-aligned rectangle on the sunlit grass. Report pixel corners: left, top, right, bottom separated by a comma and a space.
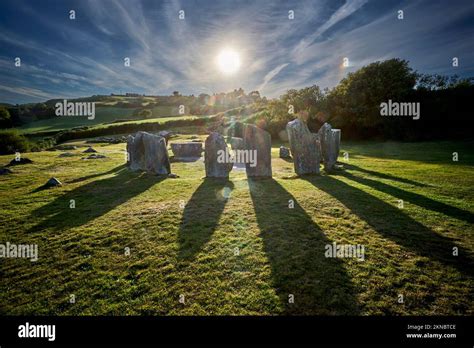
0, 139, 472, 315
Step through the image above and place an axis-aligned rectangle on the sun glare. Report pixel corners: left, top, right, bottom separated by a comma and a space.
217, 48, 241, 75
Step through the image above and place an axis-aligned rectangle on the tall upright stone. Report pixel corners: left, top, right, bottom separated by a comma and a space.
286, 118, 320, 175
243, 124, 272, 177
205, 132, 233, 178
229, 137, 244, 150
126, 135, 133, 166
227, 120, 245, 139
318, 123, 341, 171
127, 131, 170, 175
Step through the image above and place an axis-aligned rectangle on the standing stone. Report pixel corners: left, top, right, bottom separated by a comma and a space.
332, 129, 341, 162
126, 135, 133, 166
127, 131, 170, 175
227, 121, 245, 139
205, 132, 233, 178
286, 119, 320, 175
279, 146, 291, 159
229, 137, 244, 150
318, 123, 341, 171
243, 124, 272, 177
278, 129, 289, 142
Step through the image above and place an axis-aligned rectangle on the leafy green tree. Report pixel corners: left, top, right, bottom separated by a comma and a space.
281, 85, 324, 114
0, 106, 12, 128
0, 129, 29, 154
137, 109, 153, 119
326, 58, 417, 129
417, 74, 474, 90
248, 90, 261, 102
32, 103, 55, 120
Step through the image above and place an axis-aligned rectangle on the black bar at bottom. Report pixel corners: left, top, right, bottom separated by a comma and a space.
1, 316, 473, 345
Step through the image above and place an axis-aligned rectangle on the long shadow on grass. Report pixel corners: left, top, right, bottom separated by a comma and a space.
344, 163, 429, 187
28, 165, 165, 232
304, 175, 474, 278
341, 170, 474, 224
178, 178, 234, 261
248, 178, 359, 315
65, 164, 127, 184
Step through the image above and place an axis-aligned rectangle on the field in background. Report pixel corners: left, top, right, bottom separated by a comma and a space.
18, 105, 181, 134
0, 139, 473, 315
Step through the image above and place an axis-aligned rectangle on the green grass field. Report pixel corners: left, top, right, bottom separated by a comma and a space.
0, 139, 473, 315
18, 105, 181, 134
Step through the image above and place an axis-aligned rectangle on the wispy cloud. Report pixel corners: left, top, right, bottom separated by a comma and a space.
0, 0, 473, 104
0, 84, 76, 100
291, 0, 369, 64
258, 63, 290, 92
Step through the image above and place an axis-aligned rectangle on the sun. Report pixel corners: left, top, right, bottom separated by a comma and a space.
217, 48, 241, 75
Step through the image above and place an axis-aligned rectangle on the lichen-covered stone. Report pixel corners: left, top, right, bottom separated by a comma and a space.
127, 131, 170, 175
279, 146, 291, 159
205, 132, 233, 178
243, 124, 272, 177
229, 137, 244, 150
318, 122, 341, 171
286, 119, 320, 175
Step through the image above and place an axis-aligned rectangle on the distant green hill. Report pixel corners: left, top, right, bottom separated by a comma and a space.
19, 105, 182, 134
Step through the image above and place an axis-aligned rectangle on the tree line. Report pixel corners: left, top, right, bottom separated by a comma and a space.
254, 58, 473, 140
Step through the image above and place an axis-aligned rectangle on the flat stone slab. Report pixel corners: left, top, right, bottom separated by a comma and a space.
83, 154, 107, 160
58, 152, 76, 157
170, 142, 203, 159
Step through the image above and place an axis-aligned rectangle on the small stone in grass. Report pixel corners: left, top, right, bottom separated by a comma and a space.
83, 154, 107, 159
83, 146, 97, 153
44, 177, 62, 188
7, 157, 33, 166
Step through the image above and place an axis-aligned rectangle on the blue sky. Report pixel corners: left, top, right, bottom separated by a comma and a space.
0, 0, 473, 104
